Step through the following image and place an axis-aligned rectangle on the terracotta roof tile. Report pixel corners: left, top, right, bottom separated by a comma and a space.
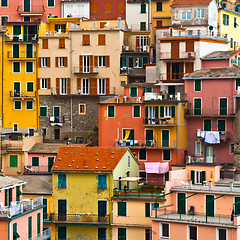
172, 0, 212, 6
52, 147, 129, 172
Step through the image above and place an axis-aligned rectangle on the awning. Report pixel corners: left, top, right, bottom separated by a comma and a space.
145, 162, 169, 174
155, 82, 184, 86
119, 177, 142, 182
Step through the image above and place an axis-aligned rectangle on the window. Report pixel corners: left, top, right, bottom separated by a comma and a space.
59, 39, 65, 48
157, 2, 162, 11
59, 57, 64, 67
197, 9, 204, 18
140, 22, 146, 31
230, 143, 234, 154
98, 56, 106, 67
194, 80, 201, 91
13, 223, 20, 240
42, 39, 48, 49
130, 87, 137, 97
58, 174, 66, 188
165, 106, 172, 117
26, 44, 32, 58
98, 78, 105, 95
223, 14, 229, 26
1, 16, 8, 25
98, 34, 106, 46
16, 186, 21, 201
26, 62, 33, 73
220, 98, 227, 115
98, 228, 106, 240
236, 79, 240, 90
28, 217, 32, 239
133, 105, 140, 118
195, 141, 201, 156
27, 82, 34, 92
55, 24, 66, 33
163, 149, 171, 161
145, 229, 151, 240
14, 101, 21, 110
134, 58, 143, 68
37, 213, 40, 234
118, 202, 126, 216
194, 98, 201, 115
83, 56, 90, 73
191, 170, 205, 184
141, 4, 146, 13
32, 157, 39, 166
82, 78, 89, 94
41, 79, 47, 89
42, 57, 47, 67
48, 0, 54, 7
40, 106, 47, 116
13, 124, 18, 132
145, 203, 150, 217
188, 225, 197, 240
182, 11, 191, 20
1, 0, 7, 7
118, 228, 126, 240
218, 120, 226, 131
79, 104, 86, 114
82, 35, 90, 45
13, 62, 20, 73
105, 2, 111, 12
98, 175, 107, 188
217, 228, 226, 240
60, 78, 67, 95
145, 87, 152, 93
10, 155, 18, 167
123, 129, 134, 145
58, 226, 67, 240
160, 223, 169, 238
234, 17, 237, 28
108, 105, 115, 118
26, 101, 33, 110
204, 119, 211, 131
139, 149, 146, 160
230, 38, 234, 49
24, 16, 30, 22
128, 156, 130, 167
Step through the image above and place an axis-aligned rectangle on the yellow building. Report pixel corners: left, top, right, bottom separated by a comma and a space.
2, 22, 39, 134
219, 1, 240, 50
51, 147, 139, 240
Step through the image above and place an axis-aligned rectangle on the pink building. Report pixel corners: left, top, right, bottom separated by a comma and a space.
0, 0, 61, 24
0, 175, 51, 240
184, 66, 240, 164
152, 164, 240, 240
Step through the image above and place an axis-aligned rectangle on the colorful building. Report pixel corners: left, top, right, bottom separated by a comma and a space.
62, 0, 90, 18
51, 147, 139, 240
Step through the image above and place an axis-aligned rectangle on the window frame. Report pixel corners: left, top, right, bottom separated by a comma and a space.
41, 78, 47, 89
98, 56, 106, 67
156, 2, 162, 12
26, 61, 33, 73
26, 82, 34, 92
40, 106, 48, 116
58, 174, 67, 188
117, 201, 127, 217
97, 175, 107, 189
162, 149, 171, 161
195, 141, 201, 156
1, 0, 8, 7
79, 104, 86, 115
13, 62, 21, 73
188, 225, 198, 240
14, 101, 22, 110
81, 78, 89, 95
26, 100, 33, 110
42, 57, 47, 67
160, 223, 170, 239
216, 228, 227, 240
98, 78, 106, 95
197, 9, 204, 18
133, 105, 141, 118
107, 105, 115, 118
59, 57, 65, 67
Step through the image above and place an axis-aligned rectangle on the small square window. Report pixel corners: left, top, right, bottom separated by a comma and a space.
14, 101, 21, 110
26, 62, 33, 73
27, 82, 34, 92
40, 106, 47, 116
1, 0, 8, 7
108, 105, 115, 118
32, 157, 39, 166
160, 223, 169, 238
98, 175, 107, 188
13, 62, 20, 73
79, 104, 86, 114
26, 101, 33, 110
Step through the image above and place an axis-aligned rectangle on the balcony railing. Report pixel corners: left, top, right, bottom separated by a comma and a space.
10, 91, 37, 98
122, 45, 149, 53
129, 24, 150, 32
197, 129, 230, 142
73, 66, 98, 74
144, 92, 184, 101
7, 51, 36, 59
52, 213, 110, 224
113, 189, 164, 199
143, 117, 176, 126
185, 108, 235, 116
159, 73, 185, 81
50, 116, 64, 125
1, 141, 23, 151
186, 156, 216, 164
29, 228, 51, 240
159, 51, 196, 60
5, 34, 38, 42
17, 5, 45, 13
0, 197, 43, 218
115, 139, 176, 148
24, 165, 51, 174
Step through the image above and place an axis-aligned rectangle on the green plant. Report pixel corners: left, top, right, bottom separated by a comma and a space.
94, 125, 98, 133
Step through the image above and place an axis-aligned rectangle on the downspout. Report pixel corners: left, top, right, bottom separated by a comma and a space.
36, 41, 39, 132
2, 32, 3, 129
177, 103, 180, 149
70, 31, 73, 134
219, 9, 222, 37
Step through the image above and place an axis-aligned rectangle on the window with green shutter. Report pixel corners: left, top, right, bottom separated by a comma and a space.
230, 38, 234, 48
9, 188, 12, 205
236, 79, 240, 90
141, 4, 146, 13
133, 105, 140, 118
194, 98, 201, 115
157, 2, 162, 11
162, 130, 169, 147
13, 223, 20, 240
204, 119, 211, 131
98, 175, 107, 188
14, 101, 21, 110
130, 87, 137, 97
13, 44, 19, 58
26, 44, 33, 58
40, 107, 47, 116
155, 106, 159, 119
16, 186, 22, 201
235, 197, 240, 215
145, 87, 152, 93
37, 213, 41, 234
220, 98, 227, 115
195, 141, 201, 156
48, 0, 54, 6
58, 174, 67, 188
163, 149, 171, 160
32, 157, 39, 166
1, 0, 7, 6
160, 106, 164, 117
118, 228, 126, 240
5, 189, 8, 206
145, 203, 150, 217
1, 16, 8, 25
128, 57, 133, 68
13, 62, 20, 73
98, 228, 106, 240
177, 192, 186, 214
10, 155, 18, 167
13, 25, 21, 35
28, 216, 32, 239
27, 82, 34, 92
140, 22, 146, 31
118, 202, 126, 216
26, 101, 33, 110
43, 198, 48, 219
108, 105, 115, 117
26, 61, 33, 73
194, 80, 201, 91
218, 120, 226, 131
145, 229, 151, 240
171, 106, 175, 118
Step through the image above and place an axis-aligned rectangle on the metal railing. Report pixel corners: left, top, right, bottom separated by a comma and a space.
73, 66, 98, 74
159, 51, 196, 60
43, 30, 69, 37
7, 51, 36, 59
5, 34, 38, 42
113, 189, 164, 199
186, 156, 216, 164
52, 213, 110, 224
24, 165, 51, 174
10, 91, 36, 98
17, 5, 45, 13
0, 196, 43, 218
49, 116, 65, 124
129, 24, 150, 32
185, 108, 235, 116
144, 92, 184, 101
29, 227, 51, 240
159, 72, 185, 81
143, 117, 176, 125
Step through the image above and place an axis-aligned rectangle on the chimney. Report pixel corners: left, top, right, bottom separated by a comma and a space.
209, 181, 212, 190
230, 182, 234, 192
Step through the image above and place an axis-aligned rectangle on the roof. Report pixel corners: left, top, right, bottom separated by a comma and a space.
184, 66, 240, 79
29, 143, 87, 154
202, 51, 240, 60
171, 0, 212, 6
0, 175, 26, 190
52, 147, 130, 172
11, 176, 52, 195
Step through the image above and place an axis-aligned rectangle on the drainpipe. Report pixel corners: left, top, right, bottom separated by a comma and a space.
70, 31, 73, 134
219, 9, 222, 37
2, 32, 3, 129
176, 103, 180, 149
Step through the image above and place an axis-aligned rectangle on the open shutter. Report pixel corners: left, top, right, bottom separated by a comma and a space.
94, 56, 98, 67
64, 57, 68, 67
56, 78, 60, 94
55, 57, 58, 67
77, 78, 81, 90
106, 78, 110, 95
136, 36, 140, 48
5, 190, 8, 206
90, 78, 97, 95
202, 171, 206, 184
38, 58, 42, 68
67, 78, 71, 94
171, 106, 175, 117
47, 57, 50, 67
155, 106, 159, 119
79, 55, 83, 72
47, 78, 51, 89
160, 106, 164, 117
90, 55, 93, 72
106, 56, 110, 67
191, 170, 195, 183
145, 203, 150, 217
167, 63, 171, 80
37, 78, 40, 89
145, 106, 148, 124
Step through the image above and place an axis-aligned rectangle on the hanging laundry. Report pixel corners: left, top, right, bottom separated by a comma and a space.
204, 131, 220, 144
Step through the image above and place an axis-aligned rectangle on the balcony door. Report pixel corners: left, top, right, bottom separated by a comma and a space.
206, 146, 213, 163
60, 78, 67, 95
14, 82, 20, 97
162, 130, 169, 147
24, 0, 30, 12
145, 129, 154, 147
83, 56, 90, 73
206, 195, 214, 217
53, 106, 60, 123
58, 199, 67, 221
177, 192, 186, 214
98, 200, 107, 221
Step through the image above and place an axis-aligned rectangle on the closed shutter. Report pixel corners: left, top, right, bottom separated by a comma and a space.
58, 174, 66, 188
55, 57, 58, 67
90, 55, 93, 72
145, 203, 150, 217
167, 63, 171, 80
177, 192, 186, 214
118, 228, 126, 240
28, 217, 32, 239
133, 105, 140, 117
160, 106, 164, 117
37, 213, 41, 234
162, 130, 169, 147
98, 228, 106, 240
64, 57, 68, 67
130, 87, 137, 97
108, 106, 115, 117
145, 129, 153, 147
10, 155, 18, 167
26, 44, 32, 58
194, 80, 201, 91
40, 107, 47, 116
105, 56, 110, 67
56, 78, 60, 94
204, 119, 211, 131
42, 39, 48, 49
171, 106, 175, 117
106, 78, 110, 95
47, 78, 51, 89
13, 44, 19, 58
38, 58, 42, 68
129, 57, 133, 68
90, 78, 97, 95
37, 78, 40, 89
94, 56, 98, 67
194, 99, 201, 115
32, 157, 39, 166
5, 190, 8, 206
67, 78, 70, 94
220, 98, 227, 115
191, 170, 195, 183
206, 195, 214, 217
59, 39, 65, 48
136, 36, 140, 47
82, 35, 90, 45
154, 106, 159, 119
100, 22, 106, 28
202, 171, 206, 183
186, 40, 194, 52
79, 55, 83, 72
235, 197, 240, 215
77, 78, 81, 90
143, 57, 148, 68
118, 202, 126, 216
98, 34, 106, 45
218, 120, 226, 131
47, 57, 50, 67
9, 189, 12, 205
16, 186, 20, 201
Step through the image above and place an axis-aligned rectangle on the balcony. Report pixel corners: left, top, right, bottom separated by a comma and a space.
5, 34, 38, 42
29, 227, 51, 240
0, 196, 43, 218
128, 24, 150, 32
24, 165, 51, 175
113, 189, 164, 199
7, 51, 36, 60
159, 73, 185, 81
143, 117, 176, 126
159, 51, 196, 60
144, 92, 184, 101
10, 91, 37, 99
185, 108, 235, 117
197, 129, 230, 142
49, 116, 64, 127
17, 5, 45, 15
1, 140, 23, 151
186, 156, 215, 164
73, 66, 98, 75
122, 45, 149, 53
51, 213, 110, 225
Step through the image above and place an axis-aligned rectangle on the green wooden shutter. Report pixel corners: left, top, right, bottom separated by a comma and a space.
220, 98, 227, 115
204, 119, 211, 131
13, 44, 19, 58
9, 188, 12, 205
194, 80, 201, 91
194, 99, 201, 115
40, 107, 47, 116
58, 174, 66, 188
145, 203, 150, 217
13, 25, 21, 35
171, 106, 175, 118
236, 79, 240, 90
218, 120, 226, 131
43, 198, 48, 219
118, 228, 126, 240
177, 192, 186, 214
191, 170, 195, 184
48, 157, 54, 172
160, 106, 164, 117
162, 130, 169, 147
235, 197, 240, 215
98, 228, 106, 240
202, 171, 206, 183
108, 106, 115, 117
48, 0, 54, 7
145, 129, 153, 147
28, 216, 32, 239
1, 0, 7, 7
26, 62, 33, 72
16, 186, 20, 201
5, 189, 8, 206
10, 155, 18, 167
141, 4, 146, 13
130, 87, 137, 97
26, 44, 33, 58
223, 14, 226, 24
133, 106, 140, 117
143, 57, 148, 68
129, 57, 133, 68
120, 57, 123, 68
32, 157, 39, 166
145, 106, 148, 124
37, 213, 41, 234
13, 62, 20, 73
155, 106, 159, 119
27, 82, 33, 92
206, 195, 214, 217
118, 202, 126, 216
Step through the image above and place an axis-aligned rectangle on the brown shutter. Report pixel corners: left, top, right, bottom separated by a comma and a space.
64, 57, 68, 67
94, 56, 98, 67
90, 78, 97, 95
171, 41, 179, 59
47, 78, 51, 89
79, 55, 83, 73
56, 78, 60, 94
98, 34, 105, 45
38, 58, 42, 68
167, 63, 171, 80
136, 36, 140, 47
77, 78, 81, 90
106, 78, 110, 95
185, 62, 194, 73
37, 78, 40, 89
147, 36, 149, 45
90, 55, 93, 72
55, 57, 58, 67
100, 22, 106, 29
67, 78, 71, 94
47, 57, 50, 67
59, 39, 65, 48
42, 39, 48, 49
186, 40, 194, 52
83, 35, 90, 45
105, 56, 110, 67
